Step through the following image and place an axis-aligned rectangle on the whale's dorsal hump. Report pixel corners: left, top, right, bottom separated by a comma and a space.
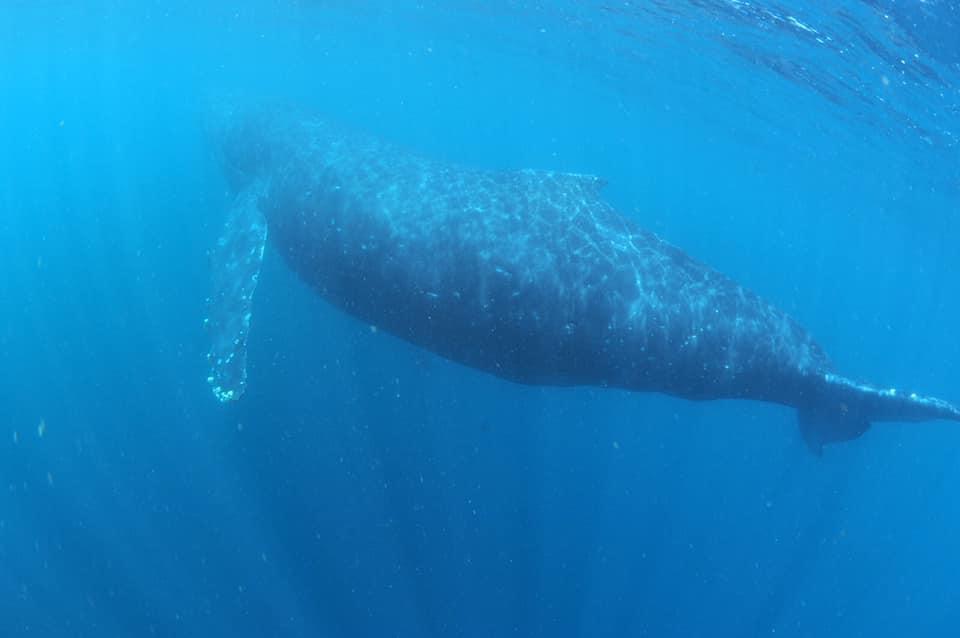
519, 169, 608, 197
561, 171, 607, 194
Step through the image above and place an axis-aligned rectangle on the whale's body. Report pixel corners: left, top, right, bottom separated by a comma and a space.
206, 107, 959, 453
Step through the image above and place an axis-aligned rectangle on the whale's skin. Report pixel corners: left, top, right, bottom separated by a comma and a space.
206, 106, 960, 452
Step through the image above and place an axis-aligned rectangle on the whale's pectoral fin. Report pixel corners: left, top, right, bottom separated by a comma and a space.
204, 180, 269, 402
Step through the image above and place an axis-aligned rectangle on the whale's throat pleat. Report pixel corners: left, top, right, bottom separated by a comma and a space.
205, 180, 269, 402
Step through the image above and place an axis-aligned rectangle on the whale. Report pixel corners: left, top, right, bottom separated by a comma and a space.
204, 105, 960, 454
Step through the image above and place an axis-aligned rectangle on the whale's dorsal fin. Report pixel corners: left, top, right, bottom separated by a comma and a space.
519, 169, 607, 196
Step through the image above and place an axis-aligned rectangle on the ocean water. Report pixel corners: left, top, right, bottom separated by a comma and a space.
1, 1, 958, 636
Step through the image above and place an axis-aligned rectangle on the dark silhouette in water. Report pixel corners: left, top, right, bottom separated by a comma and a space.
205, 106, 960, 454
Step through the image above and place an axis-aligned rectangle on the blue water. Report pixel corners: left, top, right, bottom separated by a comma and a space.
1, 2, 958, 636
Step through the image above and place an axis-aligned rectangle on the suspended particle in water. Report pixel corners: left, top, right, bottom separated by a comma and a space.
38, 419, 46, 438
12, 431, 19, 445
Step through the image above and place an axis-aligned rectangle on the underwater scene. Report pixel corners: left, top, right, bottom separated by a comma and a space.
1, 2, 958, 636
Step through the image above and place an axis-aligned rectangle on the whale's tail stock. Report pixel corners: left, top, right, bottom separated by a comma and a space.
798, 372, 960, 455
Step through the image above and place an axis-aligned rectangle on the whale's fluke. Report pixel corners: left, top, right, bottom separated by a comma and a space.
799, 373, 960, 454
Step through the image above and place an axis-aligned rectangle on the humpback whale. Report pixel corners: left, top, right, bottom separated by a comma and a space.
205, 106, 960, 454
